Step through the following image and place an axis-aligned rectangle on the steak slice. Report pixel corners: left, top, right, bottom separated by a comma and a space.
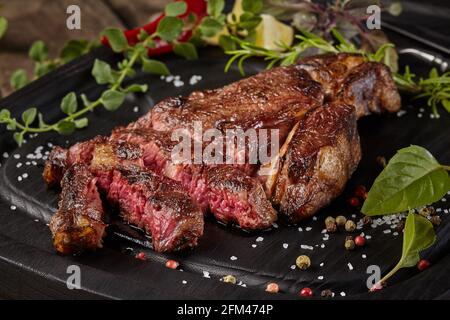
106, 167, 203, 252
110, 129, 277, 230
272, 103, 361, 223
50, 164, 107, 255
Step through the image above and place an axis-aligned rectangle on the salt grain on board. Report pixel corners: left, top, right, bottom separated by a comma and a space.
347, 263, 353, 271
305, 227, 312, 231
256, 237, 264, 242
301, 245, 314, 250
10, 205, 17, 211
230, 256, 238, 261
282, 243, 289, 249
203, 271, 210, 278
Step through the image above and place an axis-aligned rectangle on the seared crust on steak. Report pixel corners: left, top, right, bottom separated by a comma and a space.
273, 103, 361, 223
50, 164, 107, 255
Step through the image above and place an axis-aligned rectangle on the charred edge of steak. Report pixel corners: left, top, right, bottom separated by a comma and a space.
273, 103, 361, 223
43, 136, 108, 187
106, 168, 203, 252
337, 62, 401, 118
112, 128, 277, 230
204, 166, 277, 230
50, 164, 107, 255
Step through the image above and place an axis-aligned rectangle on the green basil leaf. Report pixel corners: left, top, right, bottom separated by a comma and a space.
92, 59, 114, 85
13, 132, 24, 146
0, 17, 8, 39
399, 213, 436, 268
207, 0, 225, 18
21, 108, 37, 126
101, 90, 125, 111
238, 12, 262, 31
137, 29, 149, 42
60, 39, 90, 63
102, 28, 128, 53
141, 58, 170, 76
56, 120, 76, 135
29, 40, 48, 62
10, 69, 28, 90
173, 42, 198, 60
165, 1, 187, 17
198, 17, 223, 37
157, 16, 184, 42
242, 0, 263, 14
61, 92, 78, 115
74, 117, 89, 129
362, 145, 450, 216
123, 84, 148, 93
0, 109, 11, 123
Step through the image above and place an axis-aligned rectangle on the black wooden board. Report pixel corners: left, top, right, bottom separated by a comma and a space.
0, 20, 449, 299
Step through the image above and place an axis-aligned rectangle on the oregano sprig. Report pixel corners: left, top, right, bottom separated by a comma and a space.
0, 3, 194, 146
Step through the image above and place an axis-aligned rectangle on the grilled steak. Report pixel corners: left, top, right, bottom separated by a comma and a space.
272, 103, 361, 223
50, 164, 107, 255
44, 53, 402, 254
296, 53, 401, 117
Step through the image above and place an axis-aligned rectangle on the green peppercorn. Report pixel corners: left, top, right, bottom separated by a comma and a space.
321, 289, 333, 298
345, 220, 356, 232
325, 216, 336, 225
336, 215, 347, 227
430, 215, 441, 226
296, 255, 311, 270
222, 275, 237, 284
345, 239, 355, 250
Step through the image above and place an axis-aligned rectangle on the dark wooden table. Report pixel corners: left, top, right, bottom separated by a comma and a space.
0, 0, 169, 97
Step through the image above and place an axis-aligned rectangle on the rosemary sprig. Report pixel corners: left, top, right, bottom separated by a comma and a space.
225, 29, 394, 73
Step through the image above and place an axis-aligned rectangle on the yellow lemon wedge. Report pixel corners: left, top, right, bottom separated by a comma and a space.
254, 14, 294, 51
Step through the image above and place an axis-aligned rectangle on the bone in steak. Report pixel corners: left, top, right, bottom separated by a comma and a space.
45, 53, 401, 254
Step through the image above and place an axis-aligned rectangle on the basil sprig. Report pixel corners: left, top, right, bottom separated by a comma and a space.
362, 145, 449, 290
362, 145, 450, 215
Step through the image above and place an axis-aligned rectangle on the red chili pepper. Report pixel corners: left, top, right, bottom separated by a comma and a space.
102, 0, 207, 56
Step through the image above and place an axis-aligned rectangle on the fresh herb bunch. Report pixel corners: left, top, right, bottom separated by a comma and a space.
263, 0, 400, 63
226, 28, 450, 115
225, 28, 394, 74
362, 145, 450, 288
0, 2, 194, 146
195, 0, 265, 50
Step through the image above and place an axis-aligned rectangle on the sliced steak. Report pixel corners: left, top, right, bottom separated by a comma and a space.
111, 129, 277, 229
50, 164, 106, 255
272, 103, 361, 223
106, 167, 203, 252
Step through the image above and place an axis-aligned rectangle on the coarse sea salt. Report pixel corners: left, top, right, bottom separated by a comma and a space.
301, 245, 313, 250
340, 292, 346, 297
203, 271, 210, 278
230, 256, 238, 261
282, 243, 289, 249
256, 236, 264, 242
290, 265, 296, 270
317, 276, 324, 280
383, 229, 391, 234
251, 244, 257, 248
348, 263, 353, 270
320, 262, 324, 267
362, 254, 367, 259
182, 280, 187, 285
305, 227, 312, 231
10, 205, 17, 211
